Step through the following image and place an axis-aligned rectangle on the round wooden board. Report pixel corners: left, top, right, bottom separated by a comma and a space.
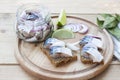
15, 16, 114, 80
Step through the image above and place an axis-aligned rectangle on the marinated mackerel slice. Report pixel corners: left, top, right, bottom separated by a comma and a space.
42, 38, 77, 67
50, 46, 73, 58
79, 34, 103, 50
43, 38, 65, 49
80, 43, 104, 64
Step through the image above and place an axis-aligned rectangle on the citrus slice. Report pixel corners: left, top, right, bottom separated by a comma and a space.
57, 9, 67, 27
52, 29, 74, 39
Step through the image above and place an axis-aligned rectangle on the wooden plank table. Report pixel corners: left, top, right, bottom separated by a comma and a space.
0, 0, 120, 80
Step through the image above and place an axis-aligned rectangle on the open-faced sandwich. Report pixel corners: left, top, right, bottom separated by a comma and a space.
79, 34, 104, 64
42, 38, 77, 67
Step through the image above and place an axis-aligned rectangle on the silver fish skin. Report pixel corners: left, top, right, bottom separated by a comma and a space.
50, 46, 73, 58
81, 43, 103, 62
80, 35, 103, 49
44, 38, 65, 49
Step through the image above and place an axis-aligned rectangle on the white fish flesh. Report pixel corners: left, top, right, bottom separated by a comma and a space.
50, 46, 73, 58
80, 34, 103, 49
81, 43, 103, 62
44, 38, 65, 49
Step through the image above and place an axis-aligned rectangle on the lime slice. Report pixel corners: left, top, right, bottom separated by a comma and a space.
57, 9, 67, 27
52, 29, 74, 39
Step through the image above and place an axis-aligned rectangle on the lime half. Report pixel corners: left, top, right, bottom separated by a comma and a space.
57, 9, 67, 27
52, 29, 74, 39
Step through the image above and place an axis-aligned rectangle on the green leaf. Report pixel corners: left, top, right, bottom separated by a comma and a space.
103, 17, 117, 28
108, 27, 120, 40
97, 14, 120, 41
104, 20, 118, 29
101, 14, 113, 19
97, 18, 104, 29
115, 14, 120, 21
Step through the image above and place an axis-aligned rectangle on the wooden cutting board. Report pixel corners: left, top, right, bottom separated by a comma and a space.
15, 16, 114, 80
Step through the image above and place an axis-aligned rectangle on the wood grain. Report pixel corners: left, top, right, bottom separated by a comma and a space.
0, 64, 118, 80
0, 65, 41, 80
0, 0, 120, 13
15, 16, 113, 80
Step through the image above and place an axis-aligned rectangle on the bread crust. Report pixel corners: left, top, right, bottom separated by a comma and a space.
80, 55, 104, 64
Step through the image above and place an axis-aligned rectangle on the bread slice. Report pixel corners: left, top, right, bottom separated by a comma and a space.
80, 43, 104, 64
80, 56, 104, 64
40, 45, 77, 67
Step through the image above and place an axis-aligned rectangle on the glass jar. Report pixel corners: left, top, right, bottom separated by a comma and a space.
16, 4, 54, 42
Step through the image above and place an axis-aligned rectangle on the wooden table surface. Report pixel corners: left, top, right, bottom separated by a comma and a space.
0, 0, 120, 80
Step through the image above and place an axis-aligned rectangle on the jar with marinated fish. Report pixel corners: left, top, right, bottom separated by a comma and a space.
16, 4, 54, 42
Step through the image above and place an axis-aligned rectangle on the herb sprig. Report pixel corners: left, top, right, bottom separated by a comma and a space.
97, 14, 120, 40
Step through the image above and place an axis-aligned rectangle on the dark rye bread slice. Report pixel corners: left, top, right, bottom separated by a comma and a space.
80, 56, 104, 64
40, 45, 77, 67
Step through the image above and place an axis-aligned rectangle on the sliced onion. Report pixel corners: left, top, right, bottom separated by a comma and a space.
73, 24, 78, 32
75, 24, 80, 32
63, 23, 88, 34
78, 24, 88, 33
